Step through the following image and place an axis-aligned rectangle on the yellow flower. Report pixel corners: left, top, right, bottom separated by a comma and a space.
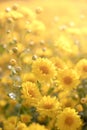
28, 123, 48, 130
20, 114, 31, 123
1, 76, 13, 86
16, 121, 28, 130
55, 35, 79, 57
21, 73, 36, 83
56, 108, 82, 130
29, 20, 46, 36
75, 59, 87, 79
18, 6, 36, 21
59, 91, 79, 108
20, 54, 32, 65
26, 20, 46, 43
76, 104, 83, 112
40, 83, 51, 95
36, 96, 61, 117
7, 116, 18, 125
50, 57, 67, 70
60, 97, 78, 108
57, 68, 80, 91
6, 10, 23, 20
32, 58, 56, 82
21, 81, 41, 106
3, 116, 18, 130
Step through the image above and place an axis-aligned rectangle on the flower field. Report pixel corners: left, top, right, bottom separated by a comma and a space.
0, 0, 87, 130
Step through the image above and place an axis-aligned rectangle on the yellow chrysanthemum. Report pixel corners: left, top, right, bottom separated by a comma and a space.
36, 96, 61, 117
22, 20, 46, 43
32, 58, 56, 82
6, 10, 23, 20
18, 6, 36, 21
29, 20, 46, 36
3, 116, 18, 130
16, 121, 28, 130
56, 108, 82, 130
76, 104, 83, 112
50, 57, 67, 70
28, 123, 48, 130
21, 81, 41, 106
40, 83, 51, 95
59, 91, 79, 108
21, 73, 37, 83
57, 68, 80, 91
60, 97, 78, 108
55, 35, 79, 57
75, 59, 87, 79
20, 114, 31, 123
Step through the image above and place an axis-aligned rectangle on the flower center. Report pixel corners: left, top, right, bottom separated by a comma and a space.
65, 101, 72, 107
63, 76, 72, 85
55, 63, 62, 69
43, 103, 53, 109
40, 66, 49, 74
21, 116, 29, 122
65, 116, 74, 126
83, 65, 87, 72
28, 90, 35, 97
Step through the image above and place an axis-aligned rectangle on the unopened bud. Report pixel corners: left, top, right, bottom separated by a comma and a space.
32, 55, 38, 60
15, 66, 22, 73
12, 47, 18, 53
12, 4, 19, 10
35, 7, 43, 14
81, 98, 87, 104
10, 59, 16, 66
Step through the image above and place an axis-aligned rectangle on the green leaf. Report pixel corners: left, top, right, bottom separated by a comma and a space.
47, 87, 54, 95
0, 44, 5, 54
37, 81, 42, 91
82, 124, 87, 130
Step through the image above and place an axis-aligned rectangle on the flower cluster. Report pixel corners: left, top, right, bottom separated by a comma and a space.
0, 1, 87, 130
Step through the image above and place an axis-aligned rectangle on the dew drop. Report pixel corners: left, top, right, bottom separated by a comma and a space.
5, 7, 11, 12
8, 92, 16, 100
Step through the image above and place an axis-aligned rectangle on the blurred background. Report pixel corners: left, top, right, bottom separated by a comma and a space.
0, 0, 87, 54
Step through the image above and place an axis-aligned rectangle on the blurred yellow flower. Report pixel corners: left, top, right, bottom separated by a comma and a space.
55, 35, 79, 57
75, 59, 87, 79
50, 57, 67, 70
28, 123, 48, 130
21, 73, 36, 83
16, 121, 28, 130
20, 114, 31, 123
3, 116, 18, 130
29, 20, 46, 36
60, 97, 78, 108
